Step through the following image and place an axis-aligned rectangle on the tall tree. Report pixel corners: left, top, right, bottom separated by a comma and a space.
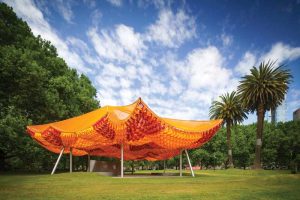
237, 61, 292, 169
209, 91, 247, 167
0, 3, 100, 171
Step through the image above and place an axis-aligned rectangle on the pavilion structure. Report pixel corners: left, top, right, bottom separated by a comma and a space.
27, 98, 222, 177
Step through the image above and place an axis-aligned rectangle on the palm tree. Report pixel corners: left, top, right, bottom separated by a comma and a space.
209, 91, 247, 168
237, 61, 292, 169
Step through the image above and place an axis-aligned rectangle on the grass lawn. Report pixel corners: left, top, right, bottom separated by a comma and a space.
0, 169, 299, 200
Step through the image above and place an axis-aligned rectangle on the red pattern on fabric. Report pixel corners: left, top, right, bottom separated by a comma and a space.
93, 114, 115, 140
126, 104, 165, 141
41, 127, 62, 146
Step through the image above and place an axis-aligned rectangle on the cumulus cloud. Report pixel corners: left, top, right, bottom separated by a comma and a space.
85, 6, 224, 118
260, 42, 300, 64
235, 42, 300, 76
87, 24, 146, 63
186, 46, 234, 91
66, 37, 101, 66
174, 46, 239, 117
146, 9, 196, 48
4, 0, 92, 74
235, 51, 257, 75
143, 44, 244, 120
85, 5, 239, 120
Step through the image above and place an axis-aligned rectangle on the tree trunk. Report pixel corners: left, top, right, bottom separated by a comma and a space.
254, 104, 265, 169
271, 107, 276, 124
226, 122, 234, 168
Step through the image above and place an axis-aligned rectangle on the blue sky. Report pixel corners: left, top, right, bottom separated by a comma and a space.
3, 0, 300, 123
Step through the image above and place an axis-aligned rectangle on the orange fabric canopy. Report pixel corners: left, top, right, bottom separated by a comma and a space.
27, 98, 222, 161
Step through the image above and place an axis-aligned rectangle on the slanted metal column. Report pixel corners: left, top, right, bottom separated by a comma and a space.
51, 147, 64, 175
185, 149, 195, 177
70, 147, 72, 173
87, 153, 90, 172
121, 143, 124, 178
179, 150, 182, 177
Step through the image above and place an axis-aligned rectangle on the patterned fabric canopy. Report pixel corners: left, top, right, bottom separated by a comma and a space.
27, 98, 222, 161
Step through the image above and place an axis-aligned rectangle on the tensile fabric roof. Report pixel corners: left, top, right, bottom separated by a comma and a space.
27, 98, 222, 161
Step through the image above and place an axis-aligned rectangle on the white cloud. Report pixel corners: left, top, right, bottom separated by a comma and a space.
92, 39, 239, 120
146, 9, 196, 48
120, 88, 134, 103
150, 80, 167, 95
106, 0, 122, 7
159, 51, 187, 80
186, 46, 236, 91
55, 0, 74, 23
86, 7, 211, 119
116, 25, 146, 56
96, 75, 119, 89
87, 24, 146, 63
120, 77, 132, 88
169, 79, 184, 96
235, 51, 257, 75
66, 37, 101, 66
260, 42, 300, 64
4, 0, 92, 74
235, 42, 300, 76
153, 46, 239, 119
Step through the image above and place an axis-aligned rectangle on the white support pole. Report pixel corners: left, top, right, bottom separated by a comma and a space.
121, 143, 124, 178
179, 150, 182, 177
185, 149, 195, 177
70, 147, 72, 173
51, 147, 64, 175
87, 153, 90, 172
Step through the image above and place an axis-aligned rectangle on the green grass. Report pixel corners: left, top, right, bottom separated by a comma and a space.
0, 169, 299, 200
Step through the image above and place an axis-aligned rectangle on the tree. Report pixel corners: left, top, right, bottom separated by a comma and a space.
237, 61, 292, 169
209, 91, 247, 167
0, 2, 99, 171
232, 125, 255, 169
191, 149, 210, 168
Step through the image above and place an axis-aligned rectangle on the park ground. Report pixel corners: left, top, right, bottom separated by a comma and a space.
0, 169, 299, 200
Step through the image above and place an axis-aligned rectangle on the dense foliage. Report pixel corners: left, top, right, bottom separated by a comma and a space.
0, 3, 99, 171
